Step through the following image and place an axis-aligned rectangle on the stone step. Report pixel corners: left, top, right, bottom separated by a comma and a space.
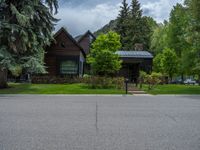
128, 91, 146, 94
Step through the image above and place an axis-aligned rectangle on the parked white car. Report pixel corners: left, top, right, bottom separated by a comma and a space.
184, 79, 197, 85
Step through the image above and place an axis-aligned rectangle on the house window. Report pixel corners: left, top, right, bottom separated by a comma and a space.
60, 42, 65, 48
60, 60, 78, 74
79, 61, 83, 75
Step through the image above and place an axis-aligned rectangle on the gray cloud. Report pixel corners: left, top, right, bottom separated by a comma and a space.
55, 0, 183, 36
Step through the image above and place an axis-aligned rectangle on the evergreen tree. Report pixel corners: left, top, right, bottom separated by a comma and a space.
127, 0, 145, 50
0, 0, 58, 88
115, 0, 130, 50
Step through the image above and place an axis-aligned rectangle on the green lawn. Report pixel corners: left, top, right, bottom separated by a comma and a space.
142, 84, 200, 95
0, 83, 125, 94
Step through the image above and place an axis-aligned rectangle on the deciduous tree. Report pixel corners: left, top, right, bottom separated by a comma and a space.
162, 48, 178, 81
87, 32, 122, 76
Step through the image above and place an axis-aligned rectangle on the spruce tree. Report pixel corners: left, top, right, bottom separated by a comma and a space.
127, 0, 144, 50
115, 0, 130, 50
0, 0, 58, 88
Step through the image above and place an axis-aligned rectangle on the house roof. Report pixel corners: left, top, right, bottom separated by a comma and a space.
116, 51, 153, 59
75, 35, 83, 41
75, 30, 96, 43
53, 27, 86, 57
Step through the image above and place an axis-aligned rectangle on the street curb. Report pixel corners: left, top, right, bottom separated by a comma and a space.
0, 94, 133, 97
0, 94, 199, 97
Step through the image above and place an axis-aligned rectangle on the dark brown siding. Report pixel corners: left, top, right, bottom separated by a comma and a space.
47, 31, 80, 56
79, 35, 90, 55
45, 56, 57, 75
45, 30, 82, 76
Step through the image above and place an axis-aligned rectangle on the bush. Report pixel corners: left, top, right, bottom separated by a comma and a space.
31, 76, 81, 84
31, 75, 125, 89
144, 72, 162, 90
83, 76, 124, 89
139, 71, 147, 88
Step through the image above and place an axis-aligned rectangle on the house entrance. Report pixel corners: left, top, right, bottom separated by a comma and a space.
119, 63, 140, 83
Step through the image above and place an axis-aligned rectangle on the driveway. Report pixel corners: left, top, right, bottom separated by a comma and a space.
0, 95, 200, 150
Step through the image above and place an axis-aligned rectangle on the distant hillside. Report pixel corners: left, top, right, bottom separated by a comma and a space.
94, 19, 117, 36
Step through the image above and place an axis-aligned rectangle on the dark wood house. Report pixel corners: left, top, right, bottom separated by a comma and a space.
45, 27, 153, 81
75, 30, 96, 55
116, 51, 153, 82
45, 27, 86, 76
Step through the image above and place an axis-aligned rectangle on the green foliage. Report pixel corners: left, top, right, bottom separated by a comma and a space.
32, 75, 125, 89
162, 48, 178, 80
168, 4, 190, 56
32, 76, 82, 84
143, 72, 162, 90
153, 53, 164, 73
0, 0, 58, 77
83, 76, 124, 89
115, 0, 130, 49
139, 70, 147, 88
87, 31, 122, 76
95, 0, 158, 50
153, 48, 178, 80
185, 0, 200, 76
127, 0, 143, 49
150, 23, 169, 54
151, 1, 200, 79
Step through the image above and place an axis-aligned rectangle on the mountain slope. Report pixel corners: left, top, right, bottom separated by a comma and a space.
94, 20, 117, 36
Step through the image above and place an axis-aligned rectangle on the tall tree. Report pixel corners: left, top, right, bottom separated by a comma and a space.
153, 53, 164, 73
87, 32, 122, 76
168, 4, 189, 56
167, 4, 191, 79
142, 16, 158, 50
115, 0, 130, 50
127, 0, 143, 49
185, 0, 200, 80
162, 48, 178, 81
0, 0, 58, 88
150, 23, 169, 54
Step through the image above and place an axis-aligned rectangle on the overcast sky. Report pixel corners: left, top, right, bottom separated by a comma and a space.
55, 0, 184, 36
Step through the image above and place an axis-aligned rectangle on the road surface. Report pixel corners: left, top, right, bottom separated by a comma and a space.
0, 95, 200, 150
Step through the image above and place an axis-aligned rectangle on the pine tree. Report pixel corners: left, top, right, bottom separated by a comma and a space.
127, 0, 144, 50
0, 0, 58, 88
115, 0, 130, 50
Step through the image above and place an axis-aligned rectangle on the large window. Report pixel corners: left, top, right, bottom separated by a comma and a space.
60, 60, 78, 74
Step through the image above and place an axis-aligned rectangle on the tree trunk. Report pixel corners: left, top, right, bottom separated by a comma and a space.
0, 67, 8, 88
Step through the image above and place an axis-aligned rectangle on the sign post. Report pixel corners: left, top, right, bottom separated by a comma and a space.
125, 78, 129, 94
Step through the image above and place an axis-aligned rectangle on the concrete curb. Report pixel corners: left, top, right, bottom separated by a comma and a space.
0, 94, 133, 97
0, 94, 199, 97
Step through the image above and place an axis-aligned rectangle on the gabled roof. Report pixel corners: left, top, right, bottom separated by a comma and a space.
116, 51, 153, 59
53, 27, 86, 57
75, 30, 96, 43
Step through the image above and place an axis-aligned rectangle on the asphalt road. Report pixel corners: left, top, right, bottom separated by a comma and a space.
0, 95, 200, 150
